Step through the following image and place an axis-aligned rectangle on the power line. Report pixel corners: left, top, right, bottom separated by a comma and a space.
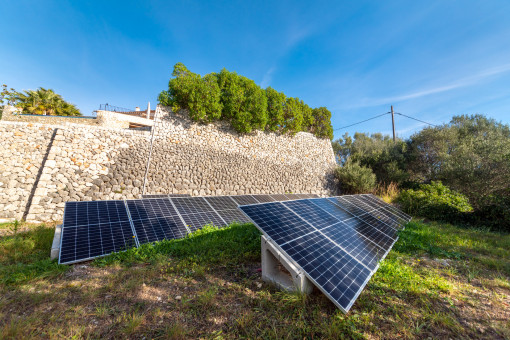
333, 112, 389, 131
395, 112, 439, 127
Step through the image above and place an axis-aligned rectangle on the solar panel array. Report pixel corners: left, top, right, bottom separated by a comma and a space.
239, 194, 411, 313
59, 193, 320, 264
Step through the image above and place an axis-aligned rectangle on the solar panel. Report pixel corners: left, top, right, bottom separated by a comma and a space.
59, 201, 137, 264
59, 220, 136, 264
239, 195, 410, 312
59, 193, 331, 265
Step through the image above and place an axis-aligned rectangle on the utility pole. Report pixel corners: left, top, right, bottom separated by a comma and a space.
391, 105, 396, 142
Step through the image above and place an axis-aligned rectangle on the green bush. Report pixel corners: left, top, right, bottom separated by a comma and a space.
158, 63, 333, 139
398, 181, 473, 221
158, 63, 222, 122
334, 160, 376, 194
265, 87, 286, 132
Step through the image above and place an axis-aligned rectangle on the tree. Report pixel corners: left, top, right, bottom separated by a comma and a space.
158, 63, 333, 138
407, 114, 510, 209
265, 87, 286, 132
217, 69, 267, 133
14, 87, 81, 116
311, 107, 333, 139
332, 132, 409, 185
158, 63, 222, 122
282, 97, 303, 133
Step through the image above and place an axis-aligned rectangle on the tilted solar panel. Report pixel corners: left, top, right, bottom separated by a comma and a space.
59, 193, 327, 265
239, 195, 410, 312
59, 201, 136, 264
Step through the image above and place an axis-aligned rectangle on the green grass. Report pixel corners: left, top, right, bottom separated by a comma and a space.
0, 222, 68, 285
0, 219, 509, 338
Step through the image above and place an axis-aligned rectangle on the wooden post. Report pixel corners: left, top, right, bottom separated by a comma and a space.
391, 105, 396, 142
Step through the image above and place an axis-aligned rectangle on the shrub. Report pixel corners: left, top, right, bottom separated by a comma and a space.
398, 181, 473, 221
332, 132, 409, 186
265, 87, 286, 132
159, 63, 222, 122
334, 160, 376, 194
159, 63, 333, 139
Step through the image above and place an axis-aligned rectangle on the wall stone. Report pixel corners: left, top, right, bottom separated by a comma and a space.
0, 106, 337, 222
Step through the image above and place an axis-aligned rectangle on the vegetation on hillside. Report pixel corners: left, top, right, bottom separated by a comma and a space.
0, 84, 81, 116
332, 114, 510, 231
158, 63, 334, 139
0, 220, 508, 338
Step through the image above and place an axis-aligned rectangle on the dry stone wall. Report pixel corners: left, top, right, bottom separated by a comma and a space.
0, 106, 337, 222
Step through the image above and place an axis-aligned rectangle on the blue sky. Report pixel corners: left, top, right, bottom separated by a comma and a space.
1, 0, 510, 139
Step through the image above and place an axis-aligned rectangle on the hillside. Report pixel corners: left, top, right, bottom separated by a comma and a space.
0, 219, 509, 338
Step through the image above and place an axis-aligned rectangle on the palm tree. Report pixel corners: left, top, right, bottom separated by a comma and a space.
15, 87, 81, 116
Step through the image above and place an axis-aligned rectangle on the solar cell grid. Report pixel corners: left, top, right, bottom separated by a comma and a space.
319, 222, 383, 271
204, 196, 238, 211
309, 198, 354, 222
283, 200, 339, 230
342, 218, 395, 250
63, 201, 129, 227
360, 195, 411, 222
280, 231, 372, 311
181, 211, 226, 232
269, 194, 291, 201
216, 209, 252, 225
231, 195, 259, 205
240, 202, 317, 245
126, 199, 178, 221
252, 194, 276, 203
131, 216, 187, 244
59, 221, 136, 264
172, 197, 214, 215
330, 197, 370, 217
354, 213, 398, 239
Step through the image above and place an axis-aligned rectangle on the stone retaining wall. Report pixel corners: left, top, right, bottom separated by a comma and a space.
0, 106, 337, 222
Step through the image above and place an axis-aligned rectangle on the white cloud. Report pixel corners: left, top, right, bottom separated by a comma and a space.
260, 66, 276, 88
354, 63, 510, 108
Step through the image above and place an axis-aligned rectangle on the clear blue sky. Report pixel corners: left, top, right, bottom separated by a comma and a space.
2, 1, 510, 139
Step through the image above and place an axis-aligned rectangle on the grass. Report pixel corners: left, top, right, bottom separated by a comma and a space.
0, 219, 509, 338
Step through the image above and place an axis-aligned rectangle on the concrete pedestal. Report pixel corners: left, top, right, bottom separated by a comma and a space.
261, 235, 313, 294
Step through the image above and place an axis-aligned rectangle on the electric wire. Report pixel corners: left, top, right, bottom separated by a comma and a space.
333, 112, 390, 131
394, 112, 439, 127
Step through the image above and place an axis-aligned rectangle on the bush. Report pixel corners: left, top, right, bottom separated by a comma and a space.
398, 181, 473, 221
159, 63, 222, 122
332, 132, 409, 186
334, 160, 376, 194
158, 63, 333, 139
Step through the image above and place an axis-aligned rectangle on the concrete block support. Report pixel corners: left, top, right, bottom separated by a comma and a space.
261, 235, 314, 294
50, 224, 62, 260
